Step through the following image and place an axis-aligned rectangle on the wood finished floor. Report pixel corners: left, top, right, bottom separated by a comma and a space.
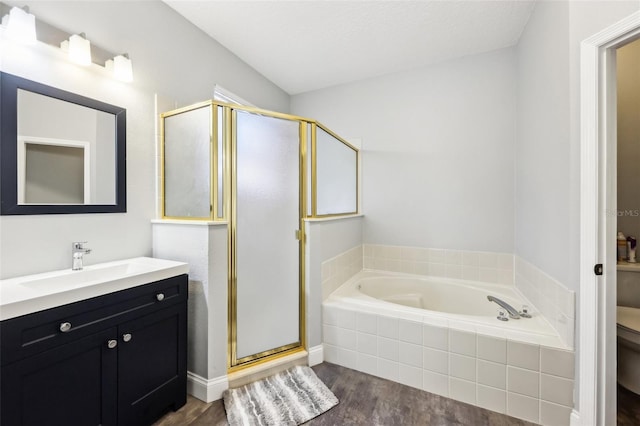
618, 384, 640, 426
154, 363, 537, 426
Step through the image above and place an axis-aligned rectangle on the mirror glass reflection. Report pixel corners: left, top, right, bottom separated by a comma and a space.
17, 89, 117, 205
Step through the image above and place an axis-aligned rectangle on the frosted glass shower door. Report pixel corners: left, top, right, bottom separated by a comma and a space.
163, 105, 212, 219
233, 110, 301, 363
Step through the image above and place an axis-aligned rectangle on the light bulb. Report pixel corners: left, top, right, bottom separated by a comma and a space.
5, 6, 37, 44
113, 54, 133, 82
62, 33, 92, 66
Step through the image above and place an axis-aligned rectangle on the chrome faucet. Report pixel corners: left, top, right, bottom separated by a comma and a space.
72, 241, 91, 270
487, 295, 520, 320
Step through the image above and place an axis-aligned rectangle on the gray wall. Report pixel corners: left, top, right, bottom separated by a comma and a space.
0, 0, 289, 279
292, 47, 517, 254
152, 223, 228, 382
515, 1, 571, 288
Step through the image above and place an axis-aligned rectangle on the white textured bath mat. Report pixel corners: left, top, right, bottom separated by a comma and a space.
223, 365, 338, 426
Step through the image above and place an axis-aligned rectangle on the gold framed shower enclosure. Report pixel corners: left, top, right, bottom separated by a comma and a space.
160, 101, 358, 370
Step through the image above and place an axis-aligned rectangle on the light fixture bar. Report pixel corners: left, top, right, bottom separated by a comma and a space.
1, 1, 132, 81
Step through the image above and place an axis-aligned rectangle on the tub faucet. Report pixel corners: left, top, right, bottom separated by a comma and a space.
72, 241, 91, 270
487, 295, 520, 320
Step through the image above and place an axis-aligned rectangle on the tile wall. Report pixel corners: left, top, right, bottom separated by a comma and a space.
514, 256, 575, 348
362, 244, 514, 285
328, 244, 576, 349
320, 245, 363, 300
322, 304, 575, 426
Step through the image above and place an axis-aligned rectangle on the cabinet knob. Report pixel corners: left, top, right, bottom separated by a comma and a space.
156, 293, 165, 301
59, 322, 72, 333
107, 339, 118, 349
122, 333, 132, 343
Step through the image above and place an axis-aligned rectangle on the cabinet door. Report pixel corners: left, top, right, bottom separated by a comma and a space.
1, 328, 118, 426
117, 304, 186, 426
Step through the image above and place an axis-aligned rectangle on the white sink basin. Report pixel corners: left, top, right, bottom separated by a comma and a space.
0, 257, 189, 321
21, 262, 151, 290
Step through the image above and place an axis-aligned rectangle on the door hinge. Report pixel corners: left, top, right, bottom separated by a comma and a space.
295, 230, 302, 240
594, 264, 603, 276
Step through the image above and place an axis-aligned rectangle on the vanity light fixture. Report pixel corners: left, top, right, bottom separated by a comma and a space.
0, 1, 132, 82
61, 33, 92, 66
106, 53, 133, 83
2, 6, 36, 44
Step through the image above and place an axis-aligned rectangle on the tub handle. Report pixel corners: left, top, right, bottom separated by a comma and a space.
497, 309, 509, 321
519, 305, 532, 318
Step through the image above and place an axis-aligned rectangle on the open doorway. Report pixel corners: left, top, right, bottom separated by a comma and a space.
578, 11, 640, 426
615, 37, 640, 424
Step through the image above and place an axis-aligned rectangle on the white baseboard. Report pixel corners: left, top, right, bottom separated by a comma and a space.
570, 409, 580, 426
187, 371, 228, 403
187, 347, 323, 403
308, 344, 323, 366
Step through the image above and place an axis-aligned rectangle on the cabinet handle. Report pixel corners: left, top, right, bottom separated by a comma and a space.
59, 322, 72, 333
122, 333, 132, 343
156, 293, 165, 301
107, 339, 118, 349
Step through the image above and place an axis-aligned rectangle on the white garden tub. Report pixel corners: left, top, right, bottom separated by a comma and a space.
326, 270, 566, 348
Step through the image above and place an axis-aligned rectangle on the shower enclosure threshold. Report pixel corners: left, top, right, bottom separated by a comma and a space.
227, 348, 308, 388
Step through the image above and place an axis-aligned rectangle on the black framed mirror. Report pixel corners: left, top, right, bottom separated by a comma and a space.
0, 72, 126, 214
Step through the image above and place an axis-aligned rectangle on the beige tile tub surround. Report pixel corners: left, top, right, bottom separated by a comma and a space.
321, 245, 363, 300
353, 244, 575, 349
515, 256, 576, 348
322, 305, 575, 426
362, 244, 514, 285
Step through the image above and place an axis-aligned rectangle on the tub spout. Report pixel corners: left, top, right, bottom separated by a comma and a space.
487, 296, 520, 319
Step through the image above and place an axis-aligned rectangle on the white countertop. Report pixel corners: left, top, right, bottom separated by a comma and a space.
0, 257, 189, 321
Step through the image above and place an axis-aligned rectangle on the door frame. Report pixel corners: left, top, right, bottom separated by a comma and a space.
578, 10, 640, 426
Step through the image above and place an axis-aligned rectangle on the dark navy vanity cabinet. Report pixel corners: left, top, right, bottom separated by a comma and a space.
0, 274, 188, 426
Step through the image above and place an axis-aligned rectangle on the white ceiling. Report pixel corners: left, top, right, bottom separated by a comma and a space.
164, 0, 536, 95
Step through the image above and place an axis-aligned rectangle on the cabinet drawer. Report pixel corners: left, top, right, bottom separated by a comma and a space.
1, 274, 187, 365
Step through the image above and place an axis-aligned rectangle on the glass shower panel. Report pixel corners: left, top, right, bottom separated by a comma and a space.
235, 111, 300, 360
163, 105, 211, 218
316, 127, 357, 215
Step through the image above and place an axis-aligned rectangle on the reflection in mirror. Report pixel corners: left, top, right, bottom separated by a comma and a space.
17, 90, 116, 205
0, 72, 126, 215
316, 126, 358, 216
23, 141, 85, 204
